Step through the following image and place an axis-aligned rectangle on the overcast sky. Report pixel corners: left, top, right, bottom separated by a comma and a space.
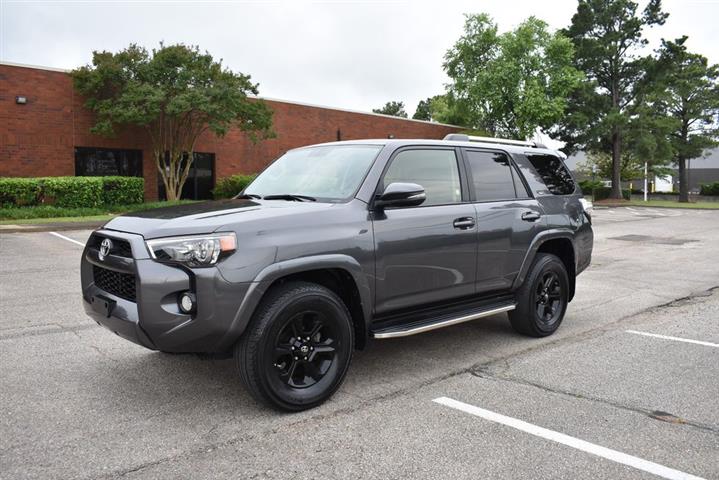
2, 0, 718, 121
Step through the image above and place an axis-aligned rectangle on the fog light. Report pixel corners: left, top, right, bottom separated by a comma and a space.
179, 292, 196, 314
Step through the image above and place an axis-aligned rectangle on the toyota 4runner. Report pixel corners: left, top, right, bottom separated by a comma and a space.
81, 134, 593, 411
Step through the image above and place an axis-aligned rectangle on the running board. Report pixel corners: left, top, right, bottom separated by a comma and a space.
371, 302, 516, 339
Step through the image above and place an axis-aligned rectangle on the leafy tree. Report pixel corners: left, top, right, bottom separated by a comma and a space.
372, 101, 408, 118
554, 0, 668, 199
576, 150, 671, 181
412, 98, 433, 121
653, 37, 719, 202
429, 94, 471, 127
72, 43, 274, 201
443, 14, 582, 140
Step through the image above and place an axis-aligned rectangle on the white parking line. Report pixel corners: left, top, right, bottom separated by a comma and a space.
626, 330, 719, 348
48, 231, 85, 247
433, 397, 705, 480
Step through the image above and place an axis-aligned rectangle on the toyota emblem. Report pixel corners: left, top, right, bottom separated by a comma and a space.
99, 238, 113, 261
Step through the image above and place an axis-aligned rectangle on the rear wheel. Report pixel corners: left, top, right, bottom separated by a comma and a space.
509, 253, 569, 337
235, 281, 353, 411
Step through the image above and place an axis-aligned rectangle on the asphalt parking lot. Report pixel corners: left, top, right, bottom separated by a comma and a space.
1, 206, 718, 480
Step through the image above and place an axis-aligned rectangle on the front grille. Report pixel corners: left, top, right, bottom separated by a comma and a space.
93, 265, 137, 302
91, 235, 133, 258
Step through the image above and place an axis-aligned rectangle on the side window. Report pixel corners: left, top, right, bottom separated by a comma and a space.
527, 154, 576, 195
383, 149, 461, 206
465, 150, 518, 202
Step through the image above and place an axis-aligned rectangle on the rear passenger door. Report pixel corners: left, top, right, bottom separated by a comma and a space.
372, 147, 477, 314
461, 149, 544, 294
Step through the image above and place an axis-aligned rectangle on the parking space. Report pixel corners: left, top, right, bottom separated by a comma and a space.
1, 207, 718, 479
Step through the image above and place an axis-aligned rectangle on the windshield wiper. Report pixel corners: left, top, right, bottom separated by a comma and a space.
234, 193, 262, 200
262, 194, 317, 202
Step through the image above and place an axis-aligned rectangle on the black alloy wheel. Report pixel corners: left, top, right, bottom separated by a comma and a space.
509, 253, 569, 337
235, 281, 354, 411
271, 311, 338, 389
534, 271, 563, 328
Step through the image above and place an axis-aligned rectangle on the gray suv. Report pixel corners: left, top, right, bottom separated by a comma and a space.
81, 134, 593, 411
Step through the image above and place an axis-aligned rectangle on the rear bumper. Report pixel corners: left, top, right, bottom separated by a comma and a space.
80, 229, 251, 353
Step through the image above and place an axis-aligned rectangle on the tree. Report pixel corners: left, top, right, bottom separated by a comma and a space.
413, 98, 432, 121
576, 150, 671, 181
373, 101, 408, 118
443, 14, 582, 140
653, 37, 719, 202
72, 43, 274, 201
554, 0, 668, 200
429, 94, 471, 127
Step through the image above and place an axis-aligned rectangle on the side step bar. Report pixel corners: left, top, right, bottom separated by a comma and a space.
371, 303, 516, 339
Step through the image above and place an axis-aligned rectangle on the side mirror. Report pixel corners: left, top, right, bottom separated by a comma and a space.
374, 182, 426, 209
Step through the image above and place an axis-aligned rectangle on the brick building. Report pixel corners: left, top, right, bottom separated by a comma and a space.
0, 62, 462, 200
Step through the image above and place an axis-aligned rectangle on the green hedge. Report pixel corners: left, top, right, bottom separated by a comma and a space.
577, 179, 604, 195
213, 174, 258, 199
700, 182, 719, 196
101, 177, 145, 205
592, 187, 631, 201
0, 176, 144, 208
0, 178, 42, 206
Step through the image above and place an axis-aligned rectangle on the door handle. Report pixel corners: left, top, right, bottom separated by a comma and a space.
453, 217, 476, 229
521, 211, 541, 222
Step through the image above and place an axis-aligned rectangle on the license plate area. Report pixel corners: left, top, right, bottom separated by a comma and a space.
91, 294, 116, 318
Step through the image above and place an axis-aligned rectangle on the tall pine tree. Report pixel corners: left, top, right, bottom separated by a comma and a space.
554, 0, 668, 199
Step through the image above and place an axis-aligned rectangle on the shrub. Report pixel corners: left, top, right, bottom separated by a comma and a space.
592, 187, 631, 201
700, 182, 719, 196
577, 179, 604, 195
42, 177, 104, 208
101, 176, 144, 205
0, 176, 145, 208
0, 178, 42, 206
213, 174, 258, 199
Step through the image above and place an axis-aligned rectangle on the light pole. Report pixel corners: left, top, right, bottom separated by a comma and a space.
644, 162, 648, 202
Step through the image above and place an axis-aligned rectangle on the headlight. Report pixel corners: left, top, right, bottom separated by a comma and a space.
145, 233, 237, 267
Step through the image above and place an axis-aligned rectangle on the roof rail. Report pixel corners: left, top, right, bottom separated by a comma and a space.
443, 133, 545, 148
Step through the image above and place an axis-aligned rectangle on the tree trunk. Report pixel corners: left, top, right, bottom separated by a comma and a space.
677, 157, 689, 203
610, 130, 623, 200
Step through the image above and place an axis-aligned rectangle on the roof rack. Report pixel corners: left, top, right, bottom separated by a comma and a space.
443, 133, 546, 149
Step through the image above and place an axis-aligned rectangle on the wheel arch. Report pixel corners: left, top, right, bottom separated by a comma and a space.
514, 230, 577, 302
225, 255, 372, 351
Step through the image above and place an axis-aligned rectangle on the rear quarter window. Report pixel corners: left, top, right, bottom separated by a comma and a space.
526, 154, 576, 195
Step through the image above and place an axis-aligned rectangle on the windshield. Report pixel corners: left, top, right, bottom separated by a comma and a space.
244, 144, 382, 201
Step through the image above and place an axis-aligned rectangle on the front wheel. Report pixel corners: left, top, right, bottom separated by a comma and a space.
509, 253, 569, 337
235, 281, 354, 411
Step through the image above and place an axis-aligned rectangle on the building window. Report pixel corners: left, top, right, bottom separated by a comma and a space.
157, 152, 216, 200
75, 147, 143, 177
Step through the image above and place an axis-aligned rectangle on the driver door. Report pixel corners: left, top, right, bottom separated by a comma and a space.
372, 147, 478, 315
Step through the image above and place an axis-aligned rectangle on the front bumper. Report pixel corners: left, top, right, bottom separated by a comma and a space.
81, 229, 251, 353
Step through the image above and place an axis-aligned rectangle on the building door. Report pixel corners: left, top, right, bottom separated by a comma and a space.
158, 152, 216, 200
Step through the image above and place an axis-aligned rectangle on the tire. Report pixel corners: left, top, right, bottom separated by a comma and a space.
235, 281, 354, 411
509, 253, 569, 337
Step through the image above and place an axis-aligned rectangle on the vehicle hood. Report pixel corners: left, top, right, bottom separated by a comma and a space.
103, 199, 338, 238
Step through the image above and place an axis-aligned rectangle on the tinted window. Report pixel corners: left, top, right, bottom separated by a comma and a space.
465, 150, 518, 202
75, 147, 142, 176
527, 154, 575, 195
383, 149, 461, 206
